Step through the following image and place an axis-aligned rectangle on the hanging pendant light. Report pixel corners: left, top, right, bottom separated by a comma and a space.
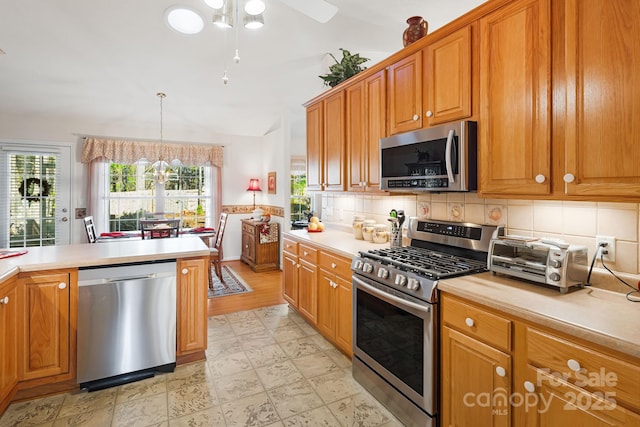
153, 93, 170, 184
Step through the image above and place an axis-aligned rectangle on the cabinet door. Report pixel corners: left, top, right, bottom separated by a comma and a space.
479, 0, 551, 196
388, 51, 423, 135
242, 229, 255, 263
523, 366, 640, 426
19, 272, 70, 381
297, 260, 318, 324
282, 253, 299, 308
442, 326, 511, 427
334, 275, 352, 356
324, 91, 346, 191
563, 0, 640, 198
424, 26, 472, 126
0, 278, 18, 402
177, 257, 207, 355
364, 70, 386, 191
306, 101, 324, 191
317, 269, 336, 339
346, 80, 366, 192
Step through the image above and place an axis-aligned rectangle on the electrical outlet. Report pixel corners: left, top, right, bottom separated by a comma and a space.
595, 235, 616, 262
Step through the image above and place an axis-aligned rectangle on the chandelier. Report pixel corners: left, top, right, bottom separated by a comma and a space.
152, 92, 170, 184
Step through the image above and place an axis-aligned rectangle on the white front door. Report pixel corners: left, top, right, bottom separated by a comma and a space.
0, 142, 72, 247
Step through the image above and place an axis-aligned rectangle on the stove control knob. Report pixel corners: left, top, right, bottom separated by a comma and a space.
395, 274, 407, 286
354, 260, 363, 270
407, 278, 420, 291
363, 263, 374, 274
377, 268, 389, 279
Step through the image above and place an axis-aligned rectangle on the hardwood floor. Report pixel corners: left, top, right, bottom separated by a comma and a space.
208, 259, 285, 316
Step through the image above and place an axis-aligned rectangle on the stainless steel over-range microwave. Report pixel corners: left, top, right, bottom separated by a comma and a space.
379, 121, 477, 192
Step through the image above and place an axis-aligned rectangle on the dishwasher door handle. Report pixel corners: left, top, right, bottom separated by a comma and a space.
102, 274, 157, 283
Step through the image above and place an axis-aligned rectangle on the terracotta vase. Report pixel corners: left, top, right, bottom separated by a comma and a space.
403, 16, 428, 47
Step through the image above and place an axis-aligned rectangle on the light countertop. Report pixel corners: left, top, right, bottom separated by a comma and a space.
285, 227, 387, 258
439, 272, 640, 359
0, 237, 210, 282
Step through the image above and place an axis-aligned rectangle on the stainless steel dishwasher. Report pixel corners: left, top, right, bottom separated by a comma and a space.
77, 260, 177, 391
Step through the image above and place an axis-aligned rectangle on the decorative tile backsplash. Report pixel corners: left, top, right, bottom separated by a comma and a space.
319, 192, 640, 278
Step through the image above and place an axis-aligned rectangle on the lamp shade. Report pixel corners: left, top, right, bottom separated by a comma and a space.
246, 178, 262, 192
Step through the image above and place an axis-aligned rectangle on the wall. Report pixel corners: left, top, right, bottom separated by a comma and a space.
319, 192, 640, 286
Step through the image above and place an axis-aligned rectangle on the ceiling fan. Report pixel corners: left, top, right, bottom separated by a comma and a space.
278, 0, 339, 24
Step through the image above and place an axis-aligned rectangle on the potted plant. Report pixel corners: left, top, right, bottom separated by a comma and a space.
319, 48, 370, 88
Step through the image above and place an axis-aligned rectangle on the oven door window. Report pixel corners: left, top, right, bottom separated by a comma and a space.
356, 288, 424, 395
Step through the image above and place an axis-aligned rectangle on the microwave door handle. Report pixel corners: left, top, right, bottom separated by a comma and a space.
445, 129, 455, 183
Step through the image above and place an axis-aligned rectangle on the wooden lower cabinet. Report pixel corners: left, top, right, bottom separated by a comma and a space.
240, 220, 279, 272
0, 277, 18, 412
282, 237, 299, 307
18, 270, 75, 383
441, 293, 640, 426
297, 260, 318, 325
177, 257, 208, 356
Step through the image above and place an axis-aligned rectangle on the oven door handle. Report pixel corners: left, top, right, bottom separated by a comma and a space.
445, 128, 455, 184
353, 276, 431, 314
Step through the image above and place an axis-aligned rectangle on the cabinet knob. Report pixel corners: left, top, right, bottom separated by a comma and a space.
303, 251, 308, 256
58, 282, 66, 289
286, 244, 291, 248
245, 244, 249, 248
331, 262, 337, 269
426, 110, 433, 118
495, 366, 506, 377
567, 358, 581, 372
291, 259, 296, 265
535, 174, 546, 183
523, 381, 536, 393
297, 264, 301, 269
182, 268, 189, 275
412, 114, 419, 121
0, 296, 8, 304
464, 317, 475, 327
563, 173, 575, 183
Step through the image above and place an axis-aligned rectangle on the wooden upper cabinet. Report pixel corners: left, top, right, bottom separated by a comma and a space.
388, 51, 423, 135
323, 91, 346, 191
561, 0, 640, 198
478, 0, 551, 196
306, 101, 324, 191
424, 26, 472, 126
346, 69, 387, 192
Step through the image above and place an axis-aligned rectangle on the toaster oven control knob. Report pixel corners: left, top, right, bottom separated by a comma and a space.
395, 274, 407, 286
377, 268, 389, 279
549, 259, 562, 268
363, 263, 374, 274
407, 278, 420, 290
549, 272, 561, 282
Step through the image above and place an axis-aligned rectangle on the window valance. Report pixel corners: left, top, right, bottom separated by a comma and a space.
80, 137, 223, 168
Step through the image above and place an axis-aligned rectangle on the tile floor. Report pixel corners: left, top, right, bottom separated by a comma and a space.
0, 304, 404, 427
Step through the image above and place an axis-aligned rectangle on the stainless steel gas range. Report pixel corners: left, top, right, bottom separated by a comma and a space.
351, 218, 503, 427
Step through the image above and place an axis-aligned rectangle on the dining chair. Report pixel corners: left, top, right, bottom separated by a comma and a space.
140, 219, 180, 239
209, 213, 228, 288
83, 216, 97, 243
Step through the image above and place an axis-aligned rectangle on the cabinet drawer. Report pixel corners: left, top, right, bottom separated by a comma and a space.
441, 295, 512, 351
282, 237, 298, 256
242, 222, 256, 234
526, 327, 640, 412
298, 244, 318, 264
319, 251, 352, 279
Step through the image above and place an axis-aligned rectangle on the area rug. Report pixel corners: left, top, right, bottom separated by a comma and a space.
208, 265, 253, 298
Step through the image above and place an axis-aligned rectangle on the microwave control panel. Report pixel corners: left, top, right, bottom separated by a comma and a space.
386, 178, 449, 189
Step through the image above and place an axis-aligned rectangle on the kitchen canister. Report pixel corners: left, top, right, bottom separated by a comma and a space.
373, 223, 390, 244
353, 215, 365, 240
362, 221, 375, 242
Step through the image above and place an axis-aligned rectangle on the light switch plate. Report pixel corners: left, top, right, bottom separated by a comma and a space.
75, 208, 87, 219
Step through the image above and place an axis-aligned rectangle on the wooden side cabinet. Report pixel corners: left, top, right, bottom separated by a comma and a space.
0, 277, 18, 412
18, 269, 76, 383
177, 257, 208, 357
240, 220, 279, 272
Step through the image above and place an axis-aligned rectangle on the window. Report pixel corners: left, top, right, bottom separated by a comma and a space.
107, 161, 211, 232
290, 157, 311, 222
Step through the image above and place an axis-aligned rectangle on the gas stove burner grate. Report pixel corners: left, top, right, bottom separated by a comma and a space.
362, 246, 488, 279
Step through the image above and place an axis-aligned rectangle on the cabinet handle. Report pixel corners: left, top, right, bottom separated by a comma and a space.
464, 317, 475, 327
567, 359, 581, 372
523, 381, 536, 393
412, 114, 419, 121
182, 268, 189, 275
0, 296, 8, 304
426, 110, 433, 118
563, 173, 575, 183
495, 366, 506, 377
331, 262, 337, 269
58, 282, 67, 289
535, 174, 546, 184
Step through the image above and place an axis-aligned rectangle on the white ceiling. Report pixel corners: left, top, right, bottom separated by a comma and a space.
0, 0, 486, 140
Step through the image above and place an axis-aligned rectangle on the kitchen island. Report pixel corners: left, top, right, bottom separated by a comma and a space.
0, 238, 210, 414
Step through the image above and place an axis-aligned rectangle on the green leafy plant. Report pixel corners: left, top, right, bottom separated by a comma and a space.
319, 48, 370, 88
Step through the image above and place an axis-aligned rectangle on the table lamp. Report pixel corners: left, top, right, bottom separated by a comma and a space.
247, 178, 263, 218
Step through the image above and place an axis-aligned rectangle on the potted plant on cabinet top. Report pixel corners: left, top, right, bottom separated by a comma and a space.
319, 48, 370, 88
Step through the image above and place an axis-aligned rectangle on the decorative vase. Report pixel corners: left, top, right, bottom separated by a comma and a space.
403, 16, 428, 47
